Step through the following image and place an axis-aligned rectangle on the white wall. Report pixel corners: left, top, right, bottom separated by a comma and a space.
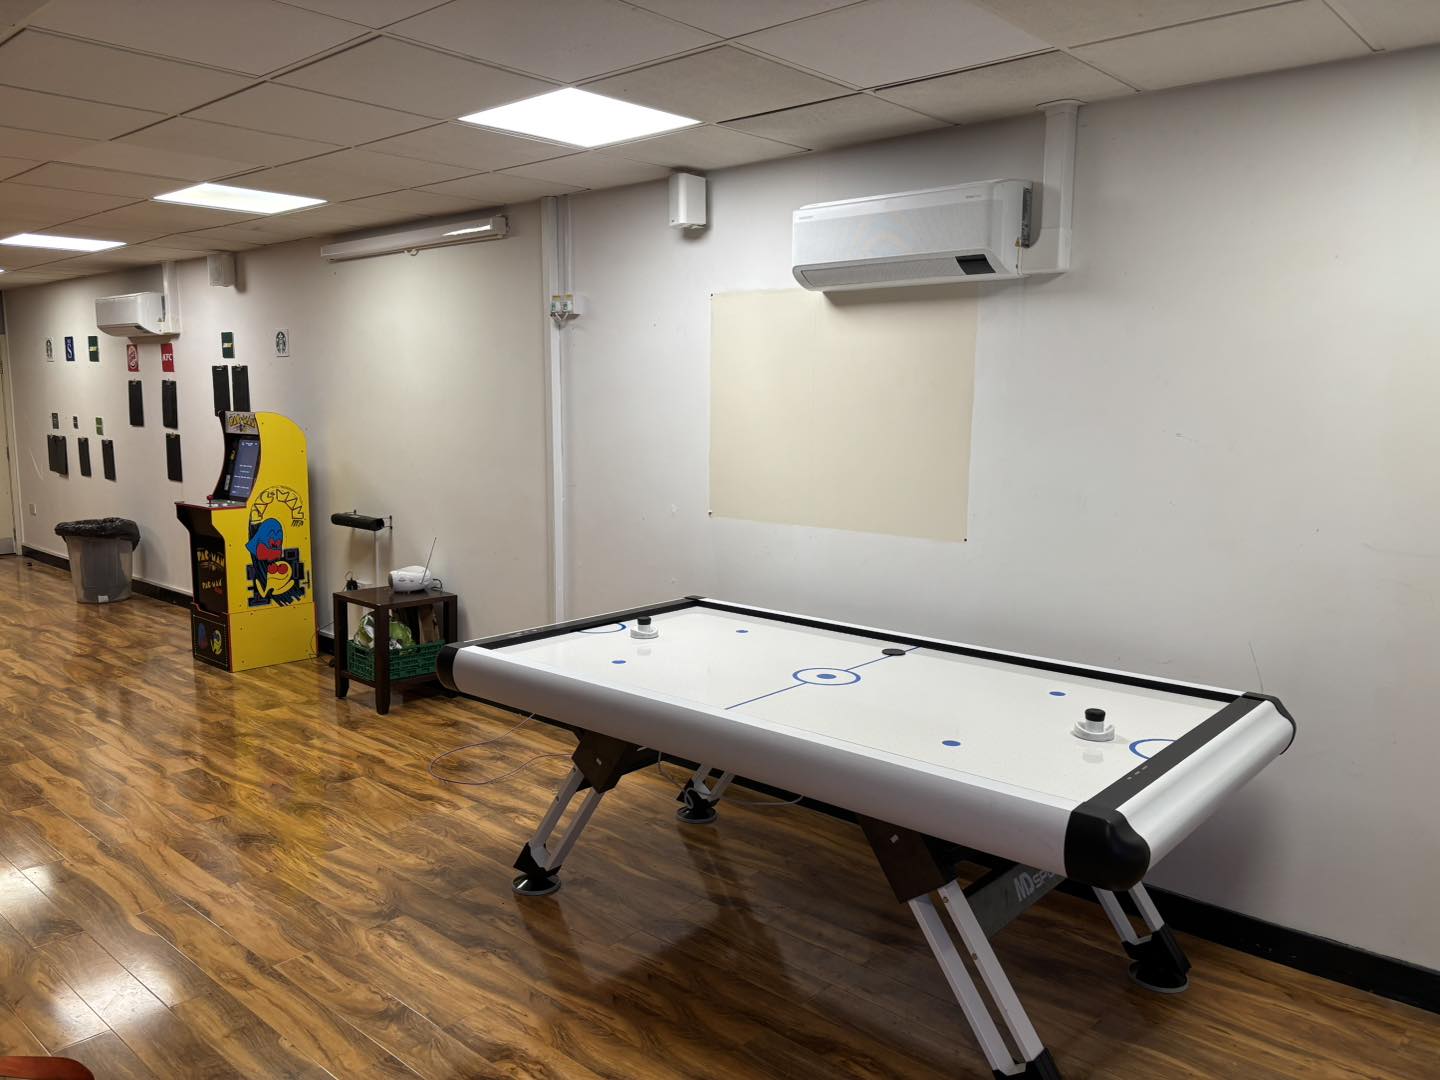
562, 46, 1440, 967
2, 202, 550, 639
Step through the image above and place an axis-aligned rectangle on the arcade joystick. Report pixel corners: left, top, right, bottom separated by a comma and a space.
1072, 707, 1115, 742
630, 616, 659, 640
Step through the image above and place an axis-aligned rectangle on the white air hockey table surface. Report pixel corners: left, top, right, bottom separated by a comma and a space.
439, 597, 1294, 890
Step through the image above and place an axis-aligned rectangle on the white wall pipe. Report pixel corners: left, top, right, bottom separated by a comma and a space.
540, 196, 569, 620
1024, 100, 1080, 274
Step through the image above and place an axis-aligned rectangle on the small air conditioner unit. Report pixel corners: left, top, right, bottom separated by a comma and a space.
95, 291, 170, 338
792, 179, 1034, 291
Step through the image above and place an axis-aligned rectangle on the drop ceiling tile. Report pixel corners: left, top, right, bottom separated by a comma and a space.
339, 188, 490, 221
31, 219, 174, 243
225, 162, 398, 202
0, 125, 94, 161
64, 200, 261, 234
0, 31, 253, 112
969, 1, 1267, 48
189, 85, 434, 144
181, 216, 315, 241
1072, 1, 1370, 91
117, 118, 341, 169
0, 1, 47, 24
152, 231, 264, 251
0, 155, 39, 180
740, 0, 1049, 87
55, 141, 248, 182
419, 172, 583, 203
1328, 0, 1440, 50
90, 242, 206, 265
30, 0, 366, 76
877, 51, 1132, 122
300, 148, 473, 186
260, 201, 412, 231
629, 0, 858, 37
364, 122, 571, 171
501, 152, 670, 189
616, 125, 806, 169
0, 87, 163, 140
1, 271, 74, 289
585, 46, 849, 122
278, 38, 554, 119
5, 163, 187, 197
33, 252, 137, 274
0, 246, 70, 269
0, 182, 136, 220
723, 93, 945, 149
276, 0, 444, 27
390, 0, 718, 82
181, 224, 306, 247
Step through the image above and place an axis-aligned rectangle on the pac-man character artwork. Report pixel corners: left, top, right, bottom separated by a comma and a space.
246, 486, 308, 607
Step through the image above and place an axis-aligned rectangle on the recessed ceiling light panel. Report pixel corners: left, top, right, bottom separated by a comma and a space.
1, 233, 126, 252
459, 87, 698, 148
154, 183, 325, 214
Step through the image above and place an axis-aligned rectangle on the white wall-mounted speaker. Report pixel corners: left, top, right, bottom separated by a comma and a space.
669, 172, 707, 230
208, 252, 236, 287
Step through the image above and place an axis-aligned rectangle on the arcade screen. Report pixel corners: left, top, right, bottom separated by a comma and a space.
227, 437, 260, 500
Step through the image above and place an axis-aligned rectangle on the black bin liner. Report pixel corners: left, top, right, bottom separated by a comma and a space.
54, 518, 141, 549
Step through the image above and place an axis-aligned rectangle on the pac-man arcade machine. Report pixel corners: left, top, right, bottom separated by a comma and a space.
176, 411, 316, 671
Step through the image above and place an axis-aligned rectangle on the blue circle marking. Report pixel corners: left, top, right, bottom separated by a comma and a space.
793, 667, 860, 686
611, 659, 627, 665
581, 622, 627, 634
942, 739, 961, 747
1129, 738, 1174, 760
1049, 690, 1067, 697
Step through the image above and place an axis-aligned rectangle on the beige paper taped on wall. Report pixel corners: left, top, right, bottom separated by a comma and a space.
709, 287, 976, 542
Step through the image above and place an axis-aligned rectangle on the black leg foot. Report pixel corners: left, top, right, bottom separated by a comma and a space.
676, 781, 719, 825
512, 845, 561, 897
1125, 925, 1191, 993
512, 873, 562, 897
993, 1048, 1062, 1079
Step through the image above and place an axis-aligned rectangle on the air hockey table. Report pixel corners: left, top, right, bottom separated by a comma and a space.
439, 596, 1295, 1079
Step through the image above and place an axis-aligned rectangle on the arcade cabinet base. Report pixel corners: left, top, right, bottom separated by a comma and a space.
191, 605, 316, 673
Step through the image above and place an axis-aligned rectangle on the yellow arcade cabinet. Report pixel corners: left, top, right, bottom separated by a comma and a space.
176, 411, 316, 672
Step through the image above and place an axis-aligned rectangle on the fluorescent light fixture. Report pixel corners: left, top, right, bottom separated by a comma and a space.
1, 233, 125, 252
321, 214, 509, 262
459, 87, 698, 148
154, 182, 325, 214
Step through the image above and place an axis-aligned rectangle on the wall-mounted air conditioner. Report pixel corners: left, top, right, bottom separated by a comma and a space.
95, 291, 170, 338
793, 178, 1048, 291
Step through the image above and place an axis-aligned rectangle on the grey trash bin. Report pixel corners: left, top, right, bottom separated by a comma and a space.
53, 518, 141, 603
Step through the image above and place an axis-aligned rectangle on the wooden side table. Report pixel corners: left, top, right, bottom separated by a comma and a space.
333, 586, 458, 715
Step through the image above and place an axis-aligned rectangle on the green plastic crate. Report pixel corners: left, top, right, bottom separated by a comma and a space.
347, 638, 444, 682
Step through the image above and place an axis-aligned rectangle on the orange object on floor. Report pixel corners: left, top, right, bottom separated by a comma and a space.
0, 1058, 94, 1080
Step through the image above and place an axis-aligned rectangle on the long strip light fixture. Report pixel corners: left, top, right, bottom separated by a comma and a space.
319, 215, 509, 262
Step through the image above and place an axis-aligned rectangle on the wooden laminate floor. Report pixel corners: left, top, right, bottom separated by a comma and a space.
0, 556, 1435, 1079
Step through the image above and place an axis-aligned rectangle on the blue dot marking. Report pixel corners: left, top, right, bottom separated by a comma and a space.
942, 739, 961, 747
611, 659, 627, 665
1049, 691, 1067, 697
1129, 738, 1174, 760
736, 629, 749, 634
793, 667, 861, 686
